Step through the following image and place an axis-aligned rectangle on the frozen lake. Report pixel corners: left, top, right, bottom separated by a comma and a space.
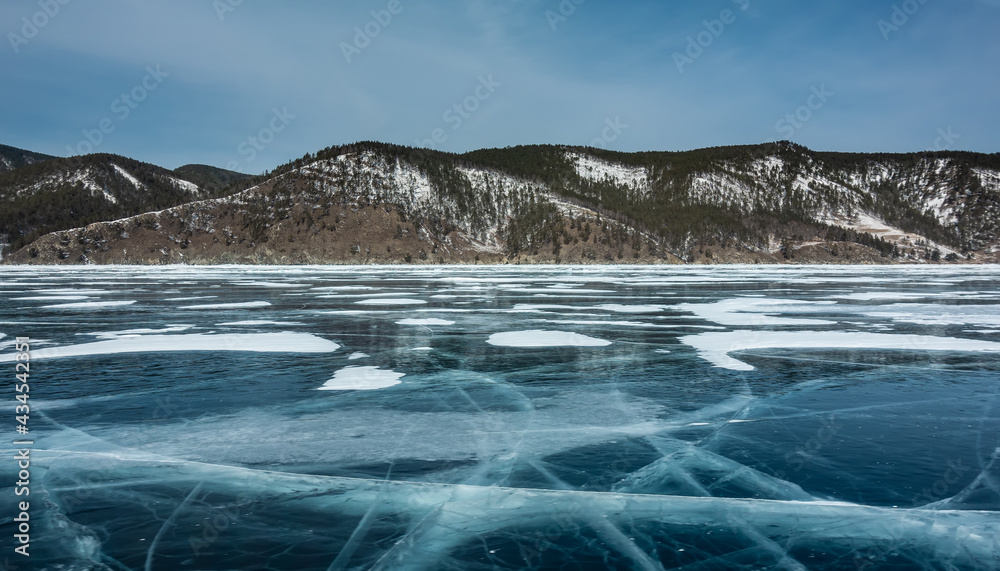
2, 265, 999, 570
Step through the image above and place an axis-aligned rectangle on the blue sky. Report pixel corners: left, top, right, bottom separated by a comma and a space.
1, 0, 997, 172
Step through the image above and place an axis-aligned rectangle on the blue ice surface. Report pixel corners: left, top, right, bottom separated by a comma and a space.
1, 265, 998, 570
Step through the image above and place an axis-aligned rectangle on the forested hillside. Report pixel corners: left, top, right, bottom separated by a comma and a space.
0, 154, 243, 255
3, 141, 999, 265
0, 143, 55, 173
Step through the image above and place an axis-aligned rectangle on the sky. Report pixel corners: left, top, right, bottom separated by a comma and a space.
1, 0, 997, 173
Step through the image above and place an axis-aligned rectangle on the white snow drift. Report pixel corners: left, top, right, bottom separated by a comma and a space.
681, 330, 1000, 371
0, 333, 340, 362
319, 366, 405, 390
487, 330, 612, 347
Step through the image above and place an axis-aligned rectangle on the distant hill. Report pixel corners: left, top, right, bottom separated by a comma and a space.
4, 141, 998, 265
172, 164, 252, 194
0, 144, 56, 173
0, 153, 254, 257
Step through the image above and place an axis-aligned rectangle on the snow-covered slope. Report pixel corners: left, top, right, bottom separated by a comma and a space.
570, 152, 650, 197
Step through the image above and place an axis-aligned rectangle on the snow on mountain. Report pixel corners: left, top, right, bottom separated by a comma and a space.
299, 151, 435, 206
0, 153, 214, 257
112, 163, 145, 191
819, 210, 958, 256
168, 176, 200, 194
570, 152, 650, 196
20, 167, 105, 199
4, 142, 999, 265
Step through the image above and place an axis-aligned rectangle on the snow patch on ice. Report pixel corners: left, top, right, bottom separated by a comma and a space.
14, 295, 91, 301
866, 304, 1000, 328
179, 301, 272, 310
396, 318, 455, 326
356, 298, 427, 305
35, 288, 110, 295
834, 292, 940, 301
487, 330, 612, 347
310, 286, 375, 291
0, 332, 340, 362
679, 298, 837, 326
681, 330, 1000, 371
319, 366, 404, 391
86, 326, 193, 339
218, 320, 304, 326
512, 304, 579, 312
233, 281, 311, 288
545, 320, 651, 327
595, 304, 667, 314
41, 300, 136, 310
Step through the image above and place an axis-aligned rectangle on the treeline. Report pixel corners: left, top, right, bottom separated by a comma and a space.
822, 226, 899, 258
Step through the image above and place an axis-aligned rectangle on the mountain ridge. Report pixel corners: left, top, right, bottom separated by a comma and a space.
0, 143, 57, 173
2, 141, 998, 265
0, 153, 254, 257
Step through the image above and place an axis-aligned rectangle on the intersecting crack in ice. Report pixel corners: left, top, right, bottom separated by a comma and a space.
925, 382, 1000, 512
9, 266, 1000, 569
144, 482, 203, 571
925, 447, 1000, 511
29, 384, 1000, 570
613, 439, 815, 502
34, 451, 1000, 570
